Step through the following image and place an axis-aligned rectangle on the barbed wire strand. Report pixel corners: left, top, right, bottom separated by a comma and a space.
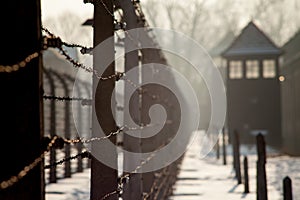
0, 0, 175, 196
44, 151, 91, 169
42, 27, 125, 81
66, 126, 125, 144
0, 136, 58, 190
41, 26, 93, 55
0, 26, 88, 73
153, 169, 170, 200
42, 26, 55, 37
62, 124, 161, 145
143, 167, 169, 200
58, 46, 124, 81
99, 0, 163, 94
43, 95, 92, 102
99, 0, 114, 17
41, 128, 124, 151
100, 143, 165, 200
42, 24, 156, 123
0, 52, 40, 73
0, 125, 132, 189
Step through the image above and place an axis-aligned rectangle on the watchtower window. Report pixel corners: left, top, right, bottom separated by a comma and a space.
246, 60, 259, 79
263, 60, 276, 78
229, 61, 243, 79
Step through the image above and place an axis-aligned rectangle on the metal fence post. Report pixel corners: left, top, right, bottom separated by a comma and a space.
216, 138, 220, 160
283, 176, 293, 200
117, 0, 143, 199
82, 81, 92, 169
234, 130, 242, 184
0, 0, 44, 199
64, 74, 83, 173
256, 133, 268, 200
222, 128, 227, 165
91, 0, 118, 199
244, 156, 249, 193
51, 70, 72, 178
43, 69, 57, 183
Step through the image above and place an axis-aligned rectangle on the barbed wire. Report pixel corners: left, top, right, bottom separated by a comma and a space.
42, 27, 125, 81
41, 27, 93, 55
0, 52, 40, 73
42, 26, 55, 37
97, 0, 126, 29
153, 170, 170, 200
0, 123, 151, 190
0, 136, 58, 190
43, 93, 170, 108
100, 143, 165, 200
56, 45, 92, 72
49, 124, 162, 146
144, 156, 183, 200
43, 122, 171, 200
42, 127, 124, 150
65, 126, 125, 144
0, 28, 92, 74
43, 95, 92, 106
0, 126, 130, 190
0, 27, 87, 74
99, 0, 114, 17
62, 42, 93, 55
132, 0, 149, 27
143, 167, 170, 200
0, 2, 178, 199
58, 45, 124, 81
100, 189, 120, 200
44, 151, 91, 169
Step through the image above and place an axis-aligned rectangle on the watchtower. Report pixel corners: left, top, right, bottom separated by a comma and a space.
222, 21, 282, 147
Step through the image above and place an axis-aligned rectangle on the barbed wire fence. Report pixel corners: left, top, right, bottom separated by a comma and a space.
0, 0, 184, 199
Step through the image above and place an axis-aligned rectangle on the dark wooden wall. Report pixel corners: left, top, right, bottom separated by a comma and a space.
226, 56, 282, 148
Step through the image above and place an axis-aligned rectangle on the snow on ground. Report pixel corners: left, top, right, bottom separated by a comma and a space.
169, 136, 300, 200
45, 147, 90, 200
45, 137, 300, 200
46, 168, 90, 200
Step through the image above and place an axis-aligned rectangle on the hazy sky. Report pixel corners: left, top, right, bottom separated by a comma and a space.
40, 0, 300, 48
41, 0, 93, 21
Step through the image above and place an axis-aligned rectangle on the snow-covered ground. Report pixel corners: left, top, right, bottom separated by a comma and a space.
169, 139, 300, 200
45, 139, 300, 200
45, 148, 91, 200
46, 169, 90, 200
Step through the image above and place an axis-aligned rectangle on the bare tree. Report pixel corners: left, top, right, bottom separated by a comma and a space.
256, 0, 300, 46
142, 0, 213, 47
132, 0, 300, 129
251, 0, 286, 45
141, 0, 216, 130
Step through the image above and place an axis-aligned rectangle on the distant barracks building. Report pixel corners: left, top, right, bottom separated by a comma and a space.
280, 30, 300, 156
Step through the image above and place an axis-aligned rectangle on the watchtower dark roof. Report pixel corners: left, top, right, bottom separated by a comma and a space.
222, 21, 282, 57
